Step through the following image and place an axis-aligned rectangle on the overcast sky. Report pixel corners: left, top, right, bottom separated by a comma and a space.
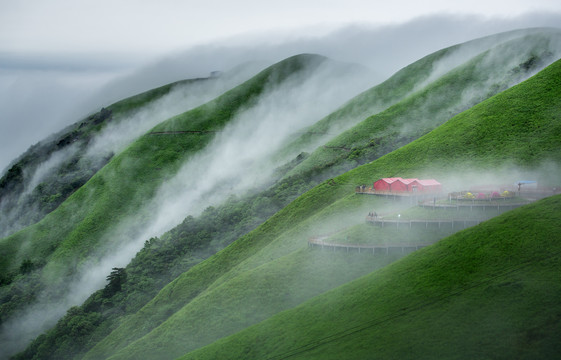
2, 0, 561, 55
1, 0, 561, 172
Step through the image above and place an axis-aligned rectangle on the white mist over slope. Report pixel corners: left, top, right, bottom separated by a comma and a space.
84, 64, 264, 159
2, 13, 561, 173
0, 64, 263, 240
397, 29, 561, 137
0, 58, 373, 357
1, 13, 561, 359
137, 60, 372, 236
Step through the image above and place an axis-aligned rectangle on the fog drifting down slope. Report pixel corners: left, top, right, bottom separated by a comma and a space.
0, 58, 373, 358
0, 64, 263, 240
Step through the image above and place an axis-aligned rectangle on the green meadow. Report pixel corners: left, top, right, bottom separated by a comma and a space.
3, 29, 561, 360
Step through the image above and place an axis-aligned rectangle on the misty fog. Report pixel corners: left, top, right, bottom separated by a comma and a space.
0, 56, 373, 356
0, 64, 264, 239
83, 63, 264, 159
1, 12, 561, 359
3, 12, 561, 173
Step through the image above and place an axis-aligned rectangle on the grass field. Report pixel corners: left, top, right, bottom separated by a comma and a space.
83, 56, 561, 360
0, 56, 335, 358
180, 194, 561, 360
7, 30, 561, 360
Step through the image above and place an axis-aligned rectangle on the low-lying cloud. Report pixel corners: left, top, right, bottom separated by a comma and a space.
84, 63, 264, 159
0, 64, 263, 239
3, 12, 561, 174
0, 56, 372, 356
73, 56, 375, 295
2, 12, 561, 358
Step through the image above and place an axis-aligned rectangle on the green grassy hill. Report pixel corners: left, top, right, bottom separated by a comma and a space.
278, 28, 559, 163
6, 29, 561, 360
283, 30, 560, 181
0, 54, 337, 357
0, 76, 235, 240
181, 193, 561, 360
0, 54, 327, 275
79, 54, 561, 360
0, 60, 271, 242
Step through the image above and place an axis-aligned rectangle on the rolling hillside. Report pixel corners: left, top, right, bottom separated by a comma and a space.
283, 29, 560, 180
78, 46, 561, 359
4, 28, 561, 360
173, 56, 561, 358
1, 53, 365, 357
0, 73, 247, 239
181, 194, 561, 360
277, 27, 559, 162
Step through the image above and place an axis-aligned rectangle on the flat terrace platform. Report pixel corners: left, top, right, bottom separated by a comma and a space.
355, 189, 440, 197
308, 237, 432, 254
365, 216, 485, 229
355, 190, 441, 204
418, 199, 530, 211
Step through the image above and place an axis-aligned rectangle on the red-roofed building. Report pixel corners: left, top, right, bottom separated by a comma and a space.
400, 178, 418, 192
373, 177, 441, 193
411, 179, 442, 193
373, 178, 405, 192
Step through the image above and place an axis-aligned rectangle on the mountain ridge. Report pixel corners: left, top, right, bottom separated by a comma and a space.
81, 45, 561, 360
1, 53, 352, 358
3, 29, 561, 360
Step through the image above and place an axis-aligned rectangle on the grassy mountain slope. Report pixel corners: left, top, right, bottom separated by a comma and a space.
284, 30, 560, 180
0, 77, 215, 239
19, 40, 491, 360
275, 45, 454, 156
278, 28, 558, 161
9, 28, 560, 360
181, 194, 561, 360
0, 54, 326, 275
0, 54, 332, 356
85, 55, 561, 360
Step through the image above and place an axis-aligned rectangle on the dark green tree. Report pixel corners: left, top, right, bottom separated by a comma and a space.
19, 259, 34, 274
103, 267, 127, 298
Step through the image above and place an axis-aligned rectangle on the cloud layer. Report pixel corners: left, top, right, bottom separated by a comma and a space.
2, 13, 561, 173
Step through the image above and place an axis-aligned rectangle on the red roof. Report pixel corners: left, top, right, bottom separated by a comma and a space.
400, 178, 419, 185
375, 177, 441, 190
416, 179, 441, 186
379, 178, 440, 185
379, 177, 404, 184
